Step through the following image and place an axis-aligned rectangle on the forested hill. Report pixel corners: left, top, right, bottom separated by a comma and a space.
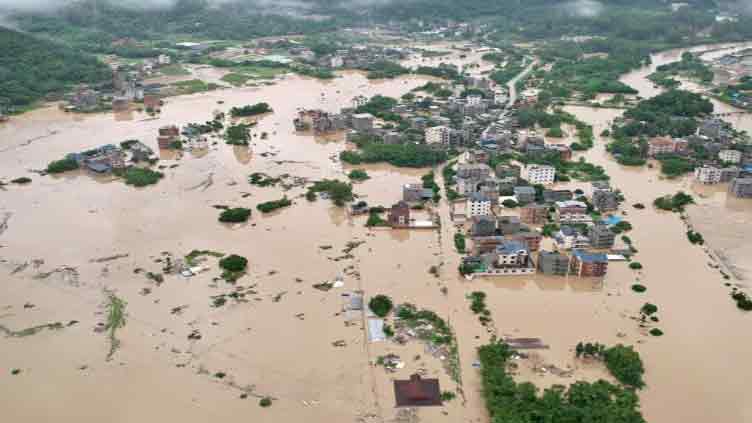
0, 27, 110, 110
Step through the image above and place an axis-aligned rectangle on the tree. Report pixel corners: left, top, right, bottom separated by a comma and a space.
369, 295, 393, 317
219, 254, 248, 272
219, 208, 251, 223
604, 344, 645, 388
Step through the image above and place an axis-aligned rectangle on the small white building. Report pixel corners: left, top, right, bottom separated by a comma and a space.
694, 165, 722, 184
425, 125, 451, 145
521, 164, 556, 185
330, 56, 344, 68
157, 54, 171, 65
467, 94, 483, 106
467, 193, 492, 217
719, 149, 742, 164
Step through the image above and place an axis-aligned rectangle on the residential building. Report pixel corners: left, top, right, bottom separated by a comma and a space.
388, 201, 411, 228
592, 187, 619, 212
157, 125, 180, 149
543, 189, 573, 204
352, 113, 374, 133
467, 193, 492, 217
394, 374, 442, 407
403, 184, 434, 202
647, 137, 688, 157
694, 165, 722, 184
589, 224, 616, 249
513, 186, 536, 204
538, 251, 570, 276
555, 226, 590, 250
555, 201, 591, 224
729, 177, 752, 198
471, 216, 497, 237
495, 164, 520, 179
719, 149, 742, 164
497, 216, 521, 235
143, 95, 161, 112
383, 131, 402, 145
510, 232, 542, 252
456, 163, 492, 180
520, 164, 555, 185
720, 167, 741, 182
546, 144, 573, 161
570, 250, 609, 277
496, 240, 531, 267
425, 125, 451, 144
520, 204, 549, 225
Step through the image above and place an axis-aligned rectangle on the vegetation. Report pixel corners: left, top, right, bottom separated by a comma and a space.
658, 156, 694, 177
687, 230, 705, 245
218, 208, 251, 223
468, 291, 492, 325
184, 250, 224, 267
256, 197, 292, 213
104, 292, 126, 361
648, 52, 713, 88
653, 191, 695, 212
307, 179, 354, 206
0, 27, 109, 109
46, 157, 80, 174
454, 233, 466, 253
616, 90, 713, 138
478, 341, 645, 423
259, 397, 273, 408
225, 124, 251, 145
11, 177, 32, 184
123, 167, 163, 187
649, 328, 664, 336
230, 103, 272, 118
249, 173, 281, 187
354, 95, 401, 122
369, 295, 394, 317
363, 61, 410, 79
366, 210, 389, 227
629, 262, 643, 270
603, 345, 646, 388
631, 284, 647, 293
546, 126, 564, 138
341, 135, 447, 168
731, 290, 752, 311
219, 255, 248, 273
171, 79, 219, 95
347, 169, 370, 181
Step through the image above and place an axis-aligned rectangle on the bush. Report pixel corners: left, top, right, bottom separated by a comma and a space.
629, 262, 643, 270
219, 254, 248, 272
256, 198, 292, 213
369, 295, 393, 317
46, 157, 79, 174
11, 177, 31, 184
230, 103, 272, 117
440, 391, 456, 401
347, 169, 370, 181
631, 284, 647, 293
123, 168, 164, 187
640, 303, 658, 316
649, 328, 664, 336
259, 397, 272, 407
686, 230, 704, 245
501, 199, 518, 208
219, 208, 251, 223
307, 179, 354, 207
546, 126, 564, 137
454, 233, 466, 253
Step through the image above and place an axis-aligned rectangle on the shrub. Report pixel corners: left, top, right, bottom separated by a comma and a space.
219, 208, 251, 223
11, 177, 32, 184
454, 233, 466, 253
369, 295, 393, 317
123, 168, 164, 187
629, 262, 643, 270
46, 157, 79, 174
259, 397, 273, 407
347, 169, 370, 181
256, 197, 292, 213
686, 230, 704, 245
640, 303, 658, 316
440, 391, 456, 401
502, 199, 518, 208
219, 255, 248, 272
649, 328, 664, 336
631, 284, 647, 293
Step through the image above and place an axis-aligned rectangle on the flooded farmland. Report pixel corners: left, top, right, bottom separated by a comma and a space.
1, 44, 752, 423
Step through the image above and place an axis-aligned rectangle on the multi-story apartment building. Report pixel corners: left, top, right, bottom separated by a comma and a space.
520, 164, 556, 185
570, 250, 609, 277
425, 125, 451, 144
694, 165, 722, 184
719, 149, 742, 164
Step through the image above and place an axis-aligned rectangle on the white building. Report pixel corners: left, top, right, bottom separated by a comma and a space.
330, 56, 344, 68
425, 125, 451, 145
467, 193, 492, 217
352, 95, 369, 108
157, 54, 171, 65
467, 95, 483, 106
719, 149, 742, 164
520, 164, 556, 185
694, 165, 722, 184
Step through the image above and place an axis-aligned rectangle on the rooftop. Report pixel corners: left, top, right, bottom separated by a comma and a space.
572, 250, 608, 263
496, 240, 529, 255
394, 374, 442, 407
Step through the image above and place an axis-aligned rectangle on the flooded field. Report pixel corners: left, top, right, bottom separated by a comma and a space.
1, 43, 752, 423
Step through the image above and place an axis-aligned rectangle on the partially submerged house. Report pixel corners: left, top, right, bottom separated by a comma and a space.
394, 374, 442, 407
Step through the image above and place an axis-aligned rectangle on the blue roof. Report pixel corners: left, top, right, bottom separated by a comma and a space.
743, 165, 752, 172
602, 215, 623, 226
573, 250, 608, 263
86, 162, 111, 173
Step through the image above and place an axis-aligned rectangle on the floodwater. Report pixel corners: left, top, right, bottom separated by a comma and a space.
1, 43, 751, 423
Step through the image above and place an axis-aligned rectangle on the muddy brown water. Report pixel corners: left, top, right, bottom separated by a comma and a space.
1, 45, 752, 423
